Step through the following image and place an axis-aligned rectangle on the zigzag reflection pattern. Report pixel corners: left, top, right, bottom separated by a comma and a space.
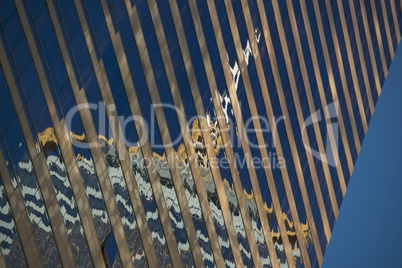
4, 114, 312, 268
0, 182, 27, 267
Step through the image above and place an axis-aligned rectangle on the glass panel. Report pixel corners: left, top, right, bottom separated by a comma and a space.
0, 178, 27, 267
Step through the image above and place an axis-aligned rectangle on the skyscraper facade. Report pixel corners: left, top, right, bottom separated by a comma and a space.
0, 0, 400, 267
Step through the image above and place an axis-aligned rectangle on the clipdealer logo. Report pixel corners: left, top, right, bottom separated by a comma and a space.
302, 101, 340, 167
64, 101, 340, 168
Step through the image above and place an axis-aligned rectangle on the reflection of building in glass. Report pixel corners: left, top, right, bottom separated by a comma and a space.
0, 0, 400, 267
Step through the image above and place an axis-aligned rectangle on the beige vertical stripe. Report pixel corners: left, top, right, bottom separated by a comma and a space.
390, 0, 401, 44
120, 0, 205, 266
0, 35, 76, 267
214, 0, 290, 266
272, 0, 333, 255
357, 0, 383, 98
298, 1, 348, 198
343, 1, 375, 117
285, 0, 340, 221
95, 2, 183, 266
324, 0, 362, 158
72, 1, 159, 266
180, 1, 252, 266
0, 145, 42, 267
380, 0, 395, 60
369, 0, 389, 79
332, 0, 368, 136
46, 1, 134, 266
308, 1, 353, 193
16, 2, 106, 266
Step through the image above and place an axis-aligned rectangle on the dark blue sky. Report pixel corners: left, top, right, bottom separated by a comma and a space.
323, 43, 402, 267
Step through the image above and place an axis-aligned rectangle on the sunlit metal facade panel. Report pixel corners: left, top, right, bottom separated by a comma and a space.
0, 0, 400, 267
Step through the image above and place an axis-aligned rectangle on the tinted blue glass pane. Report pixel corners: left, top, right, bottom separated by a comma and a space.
105, 232, 118, 266
0, 178, 27, 267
